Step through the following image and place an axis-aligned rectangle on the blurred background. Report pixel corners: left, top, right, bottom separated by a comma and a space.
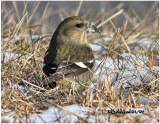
1, 1, 158, 34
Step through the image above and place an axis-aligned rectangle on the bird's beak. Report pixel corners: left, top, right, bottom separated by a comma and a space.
87, 22, 101, 35
90, 22, 101, 34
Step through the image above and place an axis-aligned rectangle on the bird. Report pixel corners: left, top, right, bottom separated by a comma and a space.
42, 16, 100, 92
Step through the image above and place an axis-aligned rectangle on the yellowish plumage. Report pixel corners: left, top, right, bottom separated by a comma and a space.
43, 16, 99, 92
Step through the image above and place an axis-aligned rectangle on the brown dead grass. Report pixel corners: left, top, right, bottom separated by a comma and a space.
1, 1, 159, 123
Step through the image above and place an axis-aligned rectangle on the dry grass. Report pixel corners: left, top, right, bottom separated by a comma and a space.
1, 1, 159, 123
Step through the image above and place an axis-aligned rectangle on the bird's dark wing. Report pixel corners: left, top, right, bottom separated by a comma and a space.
42, 60, 94, 86
43, 63, 58, 77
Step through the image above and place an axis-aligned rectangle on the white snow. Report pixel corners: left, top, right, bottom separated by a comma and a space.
1, 110, 14, 123
28, 104, 100, 123
27, 105, 158, 123
1, 38, 159, 123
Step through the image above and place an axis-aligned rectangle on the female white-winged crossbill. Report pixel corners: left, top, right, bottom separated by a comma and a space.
42, 16, 100, 92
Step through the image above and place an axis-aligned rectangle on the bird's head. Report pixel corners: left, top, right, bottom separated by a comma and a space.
54, 16, 100, 44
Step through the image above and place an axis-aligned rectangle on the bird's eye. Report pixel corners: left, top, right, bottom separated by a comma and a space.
75, 23, 84, 28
